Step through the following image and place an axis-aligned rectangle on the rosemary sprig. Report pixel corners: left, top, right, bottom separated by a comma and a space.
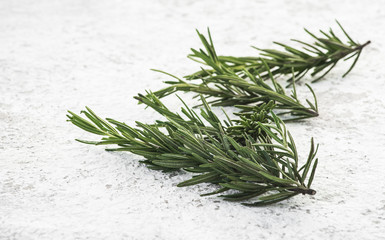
187, 20, 370, 84
151, 60, 318, 121
151, 21, 368, 120
67, 93, 318, 206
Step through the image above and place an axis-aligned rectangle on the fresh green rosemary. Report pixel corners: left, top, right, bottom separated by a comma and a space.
151, 21, 369, 120
151, 66, 318, 121
66, 22, 369, 206
67, 93, 318, 206
186, 20, 370, 84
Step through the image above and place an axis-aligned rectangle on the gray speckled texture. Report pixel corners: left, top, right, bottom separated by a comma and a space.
1, 0, 384, 239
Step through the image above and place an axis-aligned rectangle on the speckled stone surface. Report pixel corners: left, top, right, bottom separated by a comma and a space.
1, 0, 384, 239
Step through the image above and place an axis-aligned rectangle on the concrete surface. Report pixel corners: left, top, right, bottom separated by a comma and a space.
1, 0, 384, 239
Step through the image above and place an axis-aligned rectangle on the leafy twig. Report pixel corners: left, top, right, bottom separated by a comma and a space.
67, 93, 318, 206
186, 20, 370, 85
151, 62, 319, 121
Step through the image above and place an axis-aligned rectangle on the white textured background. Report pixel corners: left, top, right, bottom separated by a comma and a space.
1, 0, 384, 239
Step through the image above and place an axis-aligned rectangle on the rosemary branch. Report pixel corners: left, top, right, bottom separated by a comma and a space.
187, 20, 370, 84
151, 62, 318, 121
151, 21, 368, 121
67, 93, 318, 206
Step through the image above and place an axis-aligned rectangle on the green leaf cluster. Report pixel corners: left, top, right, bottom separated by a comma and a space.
67, 21, 368, 206
67, 93, 318, 206
152, 21, 369, 120
186, 20, 369, 84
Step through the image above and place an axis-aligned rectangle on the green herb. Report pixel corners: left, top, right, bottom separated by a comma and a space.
151, 65, 318, 121
187, 20, 370, 84
151, 21, 368, 120
67, 93, 318, 206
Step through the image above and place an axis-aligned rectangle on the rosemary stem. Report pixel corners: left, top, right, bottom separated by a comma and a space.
355, 40, 371, 50
290, 188, 317, 195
